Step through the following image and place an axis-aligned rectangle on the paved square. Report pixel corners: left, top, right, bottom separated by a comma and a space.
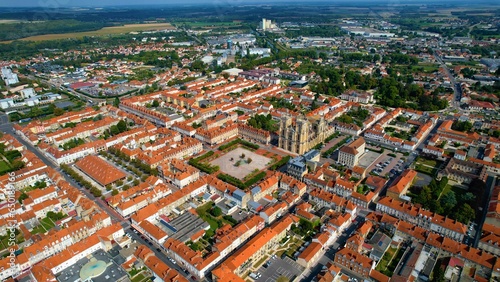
210, 147, 272, 180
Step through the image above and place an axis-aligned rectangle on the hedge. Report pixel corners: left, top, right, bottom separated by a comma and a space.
218, 138, 259, 151
269, 155, 291, 171
188, 151, 219, 174
324, 132, 340, 143
322, 136, 351, 158
217, 171, 267, 189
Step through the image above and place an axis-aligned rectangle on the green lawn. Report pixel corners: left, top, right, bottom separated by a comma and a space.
415, 164, 438, 176
0, 232, 25, 251
131, 273, 149, 282
40, 217, 56, 230
416, 157, 442, 167
0, 160, 11, 174
196, 202, 219, 237
31, 225, 47, 235
284, 237, 304, 258
376, 247, 397, 275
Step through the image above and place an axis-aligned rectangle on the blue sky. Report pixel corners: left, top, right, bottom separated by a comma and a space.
0, 0, 479, 8
0, 0, 495, 7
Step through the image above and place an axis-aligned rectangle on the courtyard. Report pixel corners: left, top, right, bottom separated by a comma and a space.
210, 147, 272, 180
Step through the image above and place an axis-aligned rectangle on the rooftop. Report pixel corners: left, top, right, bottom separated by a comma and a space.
75, 155, 127, 186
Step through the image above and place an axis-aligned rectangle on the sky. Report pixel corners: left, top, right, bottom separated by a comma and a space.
0, 0, 486, 8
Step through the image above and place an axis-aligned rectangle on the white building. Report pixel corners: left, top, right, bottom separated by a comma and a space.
1, 67, 19, 85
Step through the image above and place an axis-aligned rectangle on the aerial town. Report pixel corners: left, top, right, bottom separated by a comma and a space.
0, 2, 499, 282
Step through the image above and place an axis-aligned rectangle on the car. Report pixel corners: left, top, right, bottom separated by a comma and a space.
125, 233, 132, 238
156, 248, 161, 252
272, 254, 277, 260
148, 242, 153, 246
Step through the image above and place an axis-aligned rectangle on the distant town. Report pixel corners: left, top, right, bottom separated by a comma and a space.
0, 3, 499, 282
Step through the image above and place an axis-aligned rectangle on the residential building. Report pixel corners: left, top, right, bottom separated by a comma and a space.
338, 137, 366, 168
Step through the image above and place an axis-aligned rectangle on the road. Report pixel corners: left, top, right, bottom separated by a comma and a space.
1, 111, 204, 280
300, 213, 368, 282
126, 228, 198, 282
433, 51, 463, 110
1, 112, 127, 224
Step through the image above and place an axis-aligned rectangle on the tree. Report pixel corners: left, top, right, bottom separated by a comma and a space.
113, 97, 120, 107
247, 158, 252, 164
453, 203, 475, 224
440, 191, 457, 214
18, 192, 28, 204
431, 265, 445, 282
11, 160, 24, 170
210, 206, 222, 217
460, 192, 475, 202
110, 125, 120, 136
451, 121, 473, 132
117, 120, 127, 133
415, 185, 432, 206
53, 107, 65, 116
152, 100, 160, 107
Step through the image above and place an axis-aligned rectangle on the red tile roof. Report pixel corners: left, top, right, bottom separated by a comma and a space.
75, 155, 126, 186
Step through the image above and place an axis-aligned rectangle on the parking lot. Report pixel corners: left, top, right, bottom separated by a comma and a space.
358, 150, 381, 168
366, 153, 405, 178
254, 256, 304, 282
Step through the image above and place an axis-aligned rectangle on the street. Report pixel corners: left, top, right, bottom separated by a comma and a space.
433, 51, 463, 111
126, 228, 198, 282
0, 112, 124, 224
300, 213, 368, 282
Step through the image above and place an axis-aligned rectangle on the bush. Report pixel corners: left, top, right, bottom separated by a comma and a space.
223, 215, 238, 225
188, 151, 219, 174
218, 138, 259, 151
269, 156, 291, 170
210, 206, 222, 217
217, 170, 267, 189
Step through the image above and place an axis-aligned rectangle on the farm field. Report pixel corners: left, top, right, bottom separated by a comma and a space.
1, 23, 175, 42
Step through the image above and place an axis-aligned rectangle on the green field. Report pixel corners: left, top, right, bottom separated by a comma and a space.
0, 160, 11, 174
40, 217, 56, 230
1, 23, 175, 43
175, 21, 240, 28
416, 157, 440, 167
131, 273, 149, 282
